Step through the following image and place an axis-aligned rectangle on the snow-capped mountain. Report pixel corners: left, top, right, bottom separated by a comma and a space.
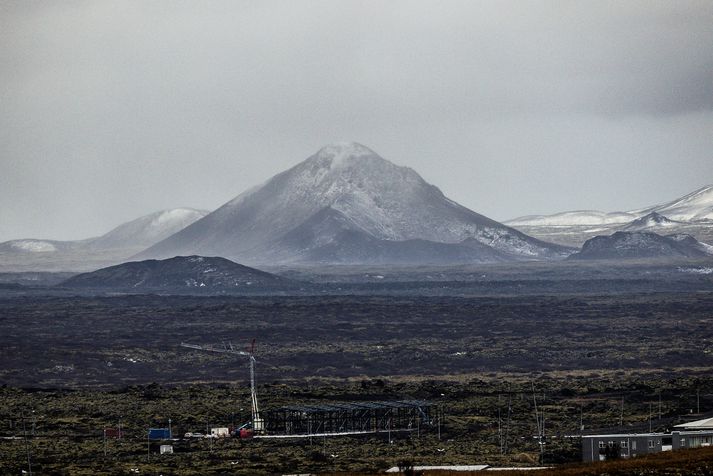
0, 239, 67, 253
88, 208, 209, 249
569, 231, 713, 260
0, 208, 208, 272
507, 185, 713, 227
505, 185, 713, 248
139, 142, 571, 265
631, 185, 713, 222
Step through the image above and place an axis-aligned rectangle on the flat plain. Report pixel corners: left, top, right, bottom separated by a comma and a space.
1, 260, 713, 474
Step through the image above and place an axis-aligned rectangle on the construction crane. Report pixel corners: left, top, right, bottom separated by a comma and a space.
180, 339, 264, 434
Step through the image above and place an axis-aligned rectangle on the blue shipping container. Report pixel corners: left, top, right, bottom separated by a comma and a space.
148, 428, 171, 440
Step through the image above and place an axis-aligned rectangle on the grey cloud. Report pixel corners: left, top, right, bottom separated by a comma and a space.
1, 1, 712, 241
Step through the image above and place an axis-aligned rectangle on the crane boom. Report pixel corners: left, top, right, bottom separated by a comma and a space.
180, 342, 250, 356
180, 341, 264, 434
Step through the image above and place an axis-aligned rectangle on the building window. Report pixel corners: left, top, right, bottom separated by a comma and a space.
599, 441, 606, 449
648, 440, 655, 449
632, 441, 637, 450
621, 440, 628, 449
608, 441, 614, 448
681, 438, 686, 447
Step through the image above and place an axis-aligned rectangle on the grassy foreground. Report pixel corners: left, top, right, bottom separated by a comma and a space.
1, 372, 713, 475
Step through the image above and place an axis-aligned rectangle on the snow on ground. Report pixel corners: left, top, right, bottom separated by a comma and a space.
10, 240, 57, 252
677, 267, 713, 275
507, 185, 713, 226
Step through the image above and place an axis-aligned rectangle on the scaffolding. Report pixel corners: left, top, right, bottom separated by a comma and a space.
262, 400, 436, 437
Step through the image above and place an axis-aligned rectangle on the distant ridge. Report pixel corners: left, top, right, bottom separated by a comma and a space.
505, 185, 713, 248
507, 185, 713, 227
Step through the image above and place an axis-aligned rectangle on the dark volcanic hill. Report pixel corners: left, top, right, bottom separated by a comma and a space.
569, 231, 713, 260
61, 256, 293, 291
137, 143, 571, 265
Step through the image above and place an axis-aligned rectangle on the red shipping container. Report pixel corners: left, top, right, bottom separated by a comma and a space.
104, 428, 122, 439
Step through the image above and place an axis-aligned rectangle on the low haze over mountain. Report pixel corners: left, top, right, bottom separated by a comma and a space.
139, 143, 571, 265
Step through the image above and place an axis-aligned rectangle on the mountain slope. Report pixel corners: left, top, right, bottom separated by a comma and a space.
139, 143, 571, 265
506, 210, 636, 227
569, 232, 713, 260
88, 208, 209, 249
61, 255, 293, 291
623, 212, 682, 231
631, 185, 713, 222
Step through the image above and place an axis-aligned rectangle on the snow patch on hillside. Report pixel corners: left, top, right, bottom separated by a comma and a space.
506, 210, 635, 226
507, 185, 713, 226
10, 240, 57, 252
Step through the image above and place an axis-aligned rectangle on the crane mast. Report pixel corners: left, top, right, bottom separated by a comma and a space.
180, 340, 264, 434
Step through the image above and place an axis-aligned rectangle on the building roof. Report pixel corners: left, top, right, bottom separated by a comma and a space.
674, 417, 713, 429
581, 433, 666, 438
386, 465, 489, 472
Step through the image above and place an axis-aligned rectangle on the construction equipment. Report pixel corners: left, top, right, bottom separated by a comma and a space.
180, 339, 264, 434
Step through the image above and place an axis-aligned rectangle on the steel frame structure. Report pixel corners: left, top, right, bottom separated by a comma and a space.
262, 400, 435, 436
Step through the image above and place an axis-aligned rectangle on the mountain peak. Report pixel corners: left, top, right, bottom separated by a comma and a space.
315, 142, 377, 162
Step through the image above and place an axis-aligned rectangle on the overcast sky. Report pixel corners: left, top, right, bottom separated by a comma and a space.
1, 1, 712, 241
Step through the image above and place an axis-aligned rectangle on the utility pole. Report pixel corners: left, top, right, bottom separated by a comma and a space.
437, 409, 441, 441
505, 394, 512, 454
649, 403, 652, 432
532, 383, 544, 463
22, 413, 32, 476
620, 396, 624, 427
498, 397, 502, 455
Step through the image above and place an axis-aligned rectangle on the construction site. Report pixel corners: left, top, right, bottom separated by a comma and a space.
179, 341, 440, 440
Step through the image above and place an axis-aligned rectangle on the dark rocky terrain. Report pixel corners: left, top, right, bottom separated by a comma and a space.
61, 255, 297, 292
2, 260, 713, 474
